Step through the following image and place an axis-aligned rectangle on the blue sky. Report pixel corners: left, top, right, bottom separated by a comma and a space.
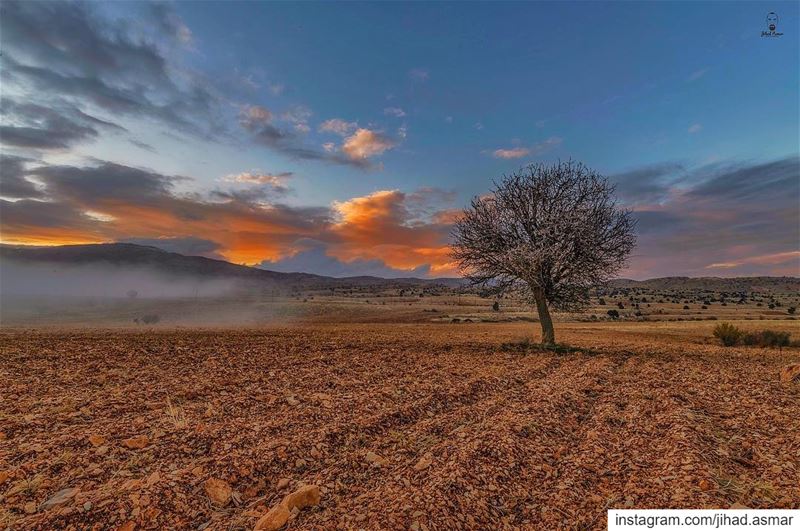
1, 1, 798, 278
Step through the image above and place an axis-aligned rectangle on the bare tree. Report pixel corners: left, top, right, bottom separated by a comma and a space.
451, 161, 636, 345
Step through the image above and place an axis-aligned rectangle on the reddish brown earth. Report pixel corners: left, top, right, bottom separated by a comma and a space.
1, 322, 798, 530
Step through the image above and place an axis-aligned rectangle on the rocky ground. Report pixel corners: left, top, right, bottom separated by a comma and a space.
1, 322, 798, 530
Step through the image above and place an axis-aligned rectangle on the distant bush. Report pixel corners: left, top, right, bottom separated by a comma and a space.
606, 309, 620, 319
598, 298, 606, 305
713, 322, 742, 346
789, 307, 797, 315
617, 302, 625, 309
741, 330, 791, 348
492, 301, 500, 312
713, 322, 792, 348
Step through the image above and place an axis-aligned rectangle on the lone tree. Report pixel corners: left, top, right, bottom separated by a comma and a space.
451, 161, 636, 345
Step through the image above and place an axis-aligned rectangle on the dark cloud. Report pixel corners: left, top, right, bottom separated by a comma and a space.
0, 99, 124, 150
0, 197, 90, 230
259, 239, 431, 278
0, 153, 44, 199
621, 155, 799, 278
688, 156, 799, 201
0, 1, 221, 142
210, 185, 286, 203
129, 139, 157, 153
30, 161, 176, 206
610, 162, 684, 203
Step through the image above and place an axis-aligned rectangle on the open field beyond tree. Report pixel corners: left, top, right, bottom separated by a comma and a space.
1, 321, 798, 530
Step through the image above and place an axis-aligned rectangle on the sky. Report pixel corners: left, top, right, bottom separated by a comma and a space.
1, 1, 798, 279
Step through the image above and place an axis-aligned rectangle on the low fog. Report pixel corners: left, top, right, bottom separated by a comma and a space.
0, 259, 290, 327
0, 259, 238, 299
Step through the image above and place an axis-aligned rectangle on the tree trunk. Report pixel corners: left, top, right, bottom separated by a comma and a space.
533, 287, 555, 345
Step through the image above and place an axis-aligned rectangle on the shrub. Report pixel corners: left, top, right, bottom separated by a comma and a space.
789, 307, 797, 315
713, 322, 742, 346
713, 323, 792, 348
606, 309, 620, 319
742, 330, 791, 348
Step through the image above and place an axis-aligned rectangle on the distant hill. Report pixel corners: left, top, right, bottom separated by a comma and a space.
609, 276, 800, 293
0, 243, 464, 292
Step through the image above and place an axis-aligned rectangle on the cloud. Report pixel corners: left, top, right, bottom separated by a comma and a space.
610, 162, 685, 203
146, 2, 194, 47
528, 137, 563, 155
384, 107, 406, 118
688, 68, 708, 82
687, 157, 798, 201
706, 251, 800, 270
341, 129, 396, 160
492, 147, 529, 159
0, 153, 45, 199
328, 189, 456, 275
129, 139, 156, 152
281, 106, 312, 134
1, 160, 458, 274
621, 155, 799, 278
489, 137, 562, 160
318, 118, 358, 136
409, 68, 429, 82
240, 112, 384, 169
223, 171, 293, 186
239, 105, 272, 131
219, 171, 293, 198
1, 98, 124, 150
688, 123, 702, 133
259, 240, 431, 278
0, 2, 222, 140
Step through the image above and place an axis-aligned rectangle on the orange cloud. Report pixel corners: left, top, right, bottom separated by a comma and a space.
325, 190, 453, 274
341, 129, 396, 160
706, 251, 800, 270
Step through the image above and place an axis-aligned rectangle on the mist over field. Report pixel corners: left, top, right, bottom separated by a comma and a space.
0, 259, 238, 299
